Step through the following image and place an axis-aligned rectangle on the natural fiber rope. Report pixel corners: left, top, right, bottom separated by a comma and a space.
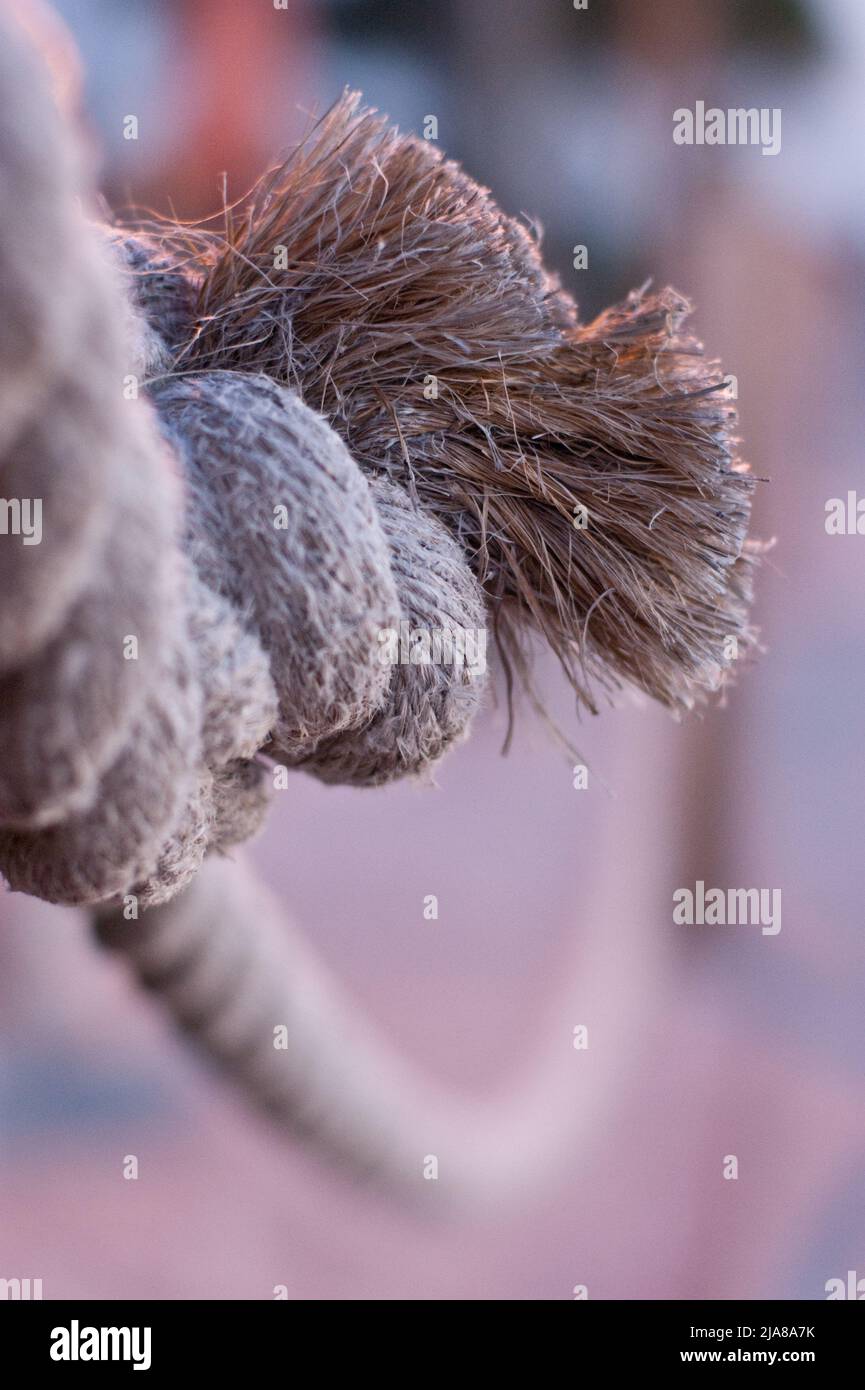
0, 14, 756, 1202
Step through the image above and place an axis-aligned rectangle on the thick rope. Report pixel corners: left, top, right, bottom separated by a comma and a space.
0, 14, 755, 1206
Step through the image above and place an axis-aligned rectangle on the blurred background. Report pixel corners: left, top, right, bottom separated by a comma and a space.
1, 0, 863, 1300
